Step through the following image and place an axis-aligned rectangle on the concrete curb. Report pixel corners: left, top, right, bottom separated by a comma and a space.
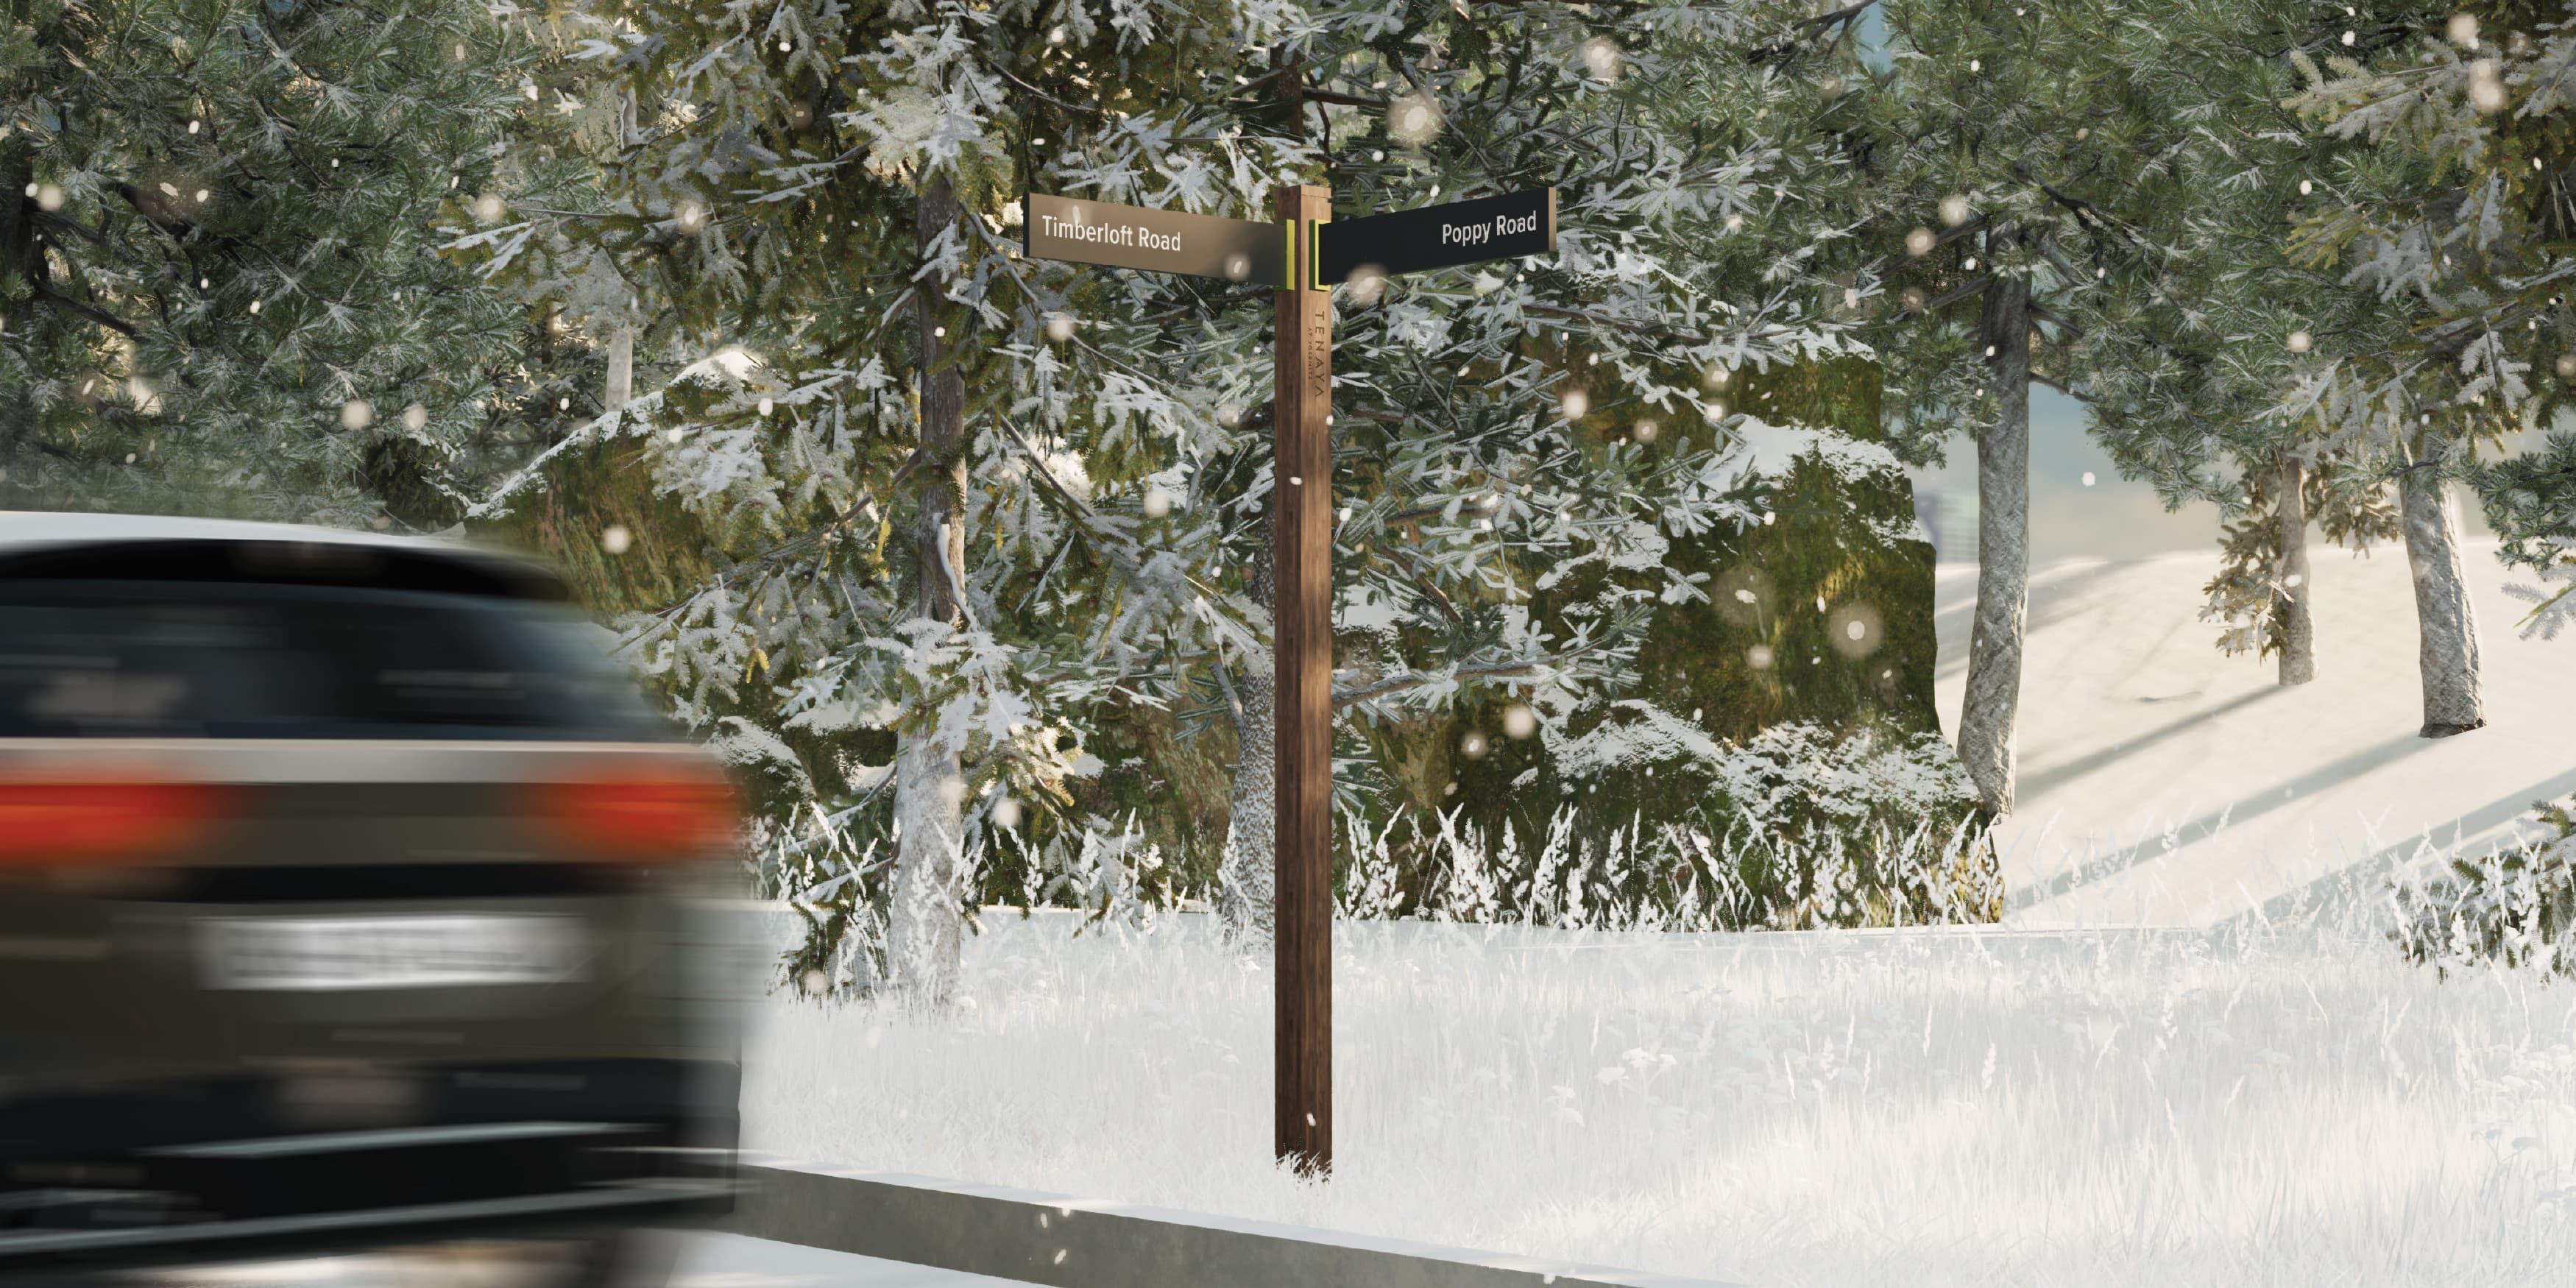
710, 1157, 1735, 1288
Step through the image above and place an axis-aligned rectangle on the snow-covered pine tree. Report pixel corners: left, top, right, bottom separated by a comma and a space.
453, 0, 1331, 999
2302, 5, 2576, 664
1, 0, 572, 524
2040, 0, 2423, 687
1154, 0, 1958, 938
1345, 1, 1987, 922
461, 0, 1922, 983
1849, 0, 2249, 815
2274, 4, 2576, 736
2193, 462, 2400, 681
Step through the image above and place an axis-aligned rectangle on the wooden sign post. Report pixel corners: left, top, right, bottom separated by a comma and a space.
1267, 184, 1551, 1178
1271, 183, 1335, 1178
1018, 184, 1557, 1181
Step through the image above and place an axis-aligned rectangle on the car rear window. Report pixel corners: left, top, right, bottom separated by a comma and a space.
0, 581, 671, 741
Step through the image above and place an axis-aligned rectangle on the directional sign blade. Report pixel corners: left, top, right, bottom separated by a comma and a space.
1021, 194, 1287, 286
1315, 188, 1555, 287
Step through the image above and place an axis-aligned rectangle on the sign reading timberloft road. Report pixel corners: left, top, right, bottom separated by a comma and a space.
1021, 194, 1287, 286
1316, 187, 1556, 286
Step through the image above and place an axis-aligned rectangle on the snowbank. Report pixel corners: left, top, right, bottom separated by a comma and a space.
1934, 538, 2576, 925
741, 910, 2576, 1288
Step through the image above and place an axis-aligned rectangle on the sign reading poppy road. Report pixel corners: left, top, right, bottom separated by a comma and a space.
1020, 194, 1288, 286
1010, 181, 1560, 1185
1315, 187, 1557, 286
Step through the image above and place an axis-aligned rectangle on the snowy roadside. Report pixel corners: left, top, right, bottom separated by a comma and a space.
739, 910, 2576, 1288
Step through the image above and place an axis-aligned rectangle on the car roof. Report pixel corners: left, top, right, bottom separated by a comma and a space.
0, 511, 568, 601
0, 510, 439, 553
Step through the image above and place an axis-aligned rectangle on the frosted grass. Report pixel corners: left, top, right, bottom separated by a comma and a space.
740, 901, 2576, 1287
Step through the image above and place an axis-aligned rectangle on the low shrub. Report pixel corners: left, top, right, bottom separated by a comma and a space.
2390, 796, 2576, 977
1340, 723, 2000, 931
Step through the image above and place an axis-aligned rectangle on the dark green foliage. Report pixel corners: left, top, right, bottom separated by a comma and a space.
1, 0, 574, 523
907, 355, 1997, 933
473, 438, 722, 617
1036, 698, 1236, 905
962, 355, 1992, 934
2473, 426, 2576, 579
802, 355, 1989, 935
1646, 358, 1941, 743
1353, 356, 1992, 928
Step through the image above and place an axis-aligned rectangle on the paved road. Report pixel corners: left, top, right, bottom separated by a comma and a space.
668, 1233, 1023, 1287
129, 1232, 1022, 1287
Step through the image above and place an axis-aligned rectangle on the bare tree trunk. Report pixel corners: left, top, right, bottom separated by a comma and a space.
1956, 261, 2031, 818
2398, 434, 2485, 737
888, 174, 971, 1005
2276, 451, 2317, 686
604, 323, 636, 414
1218, 530, 1277, 949
1, 160, 38, 444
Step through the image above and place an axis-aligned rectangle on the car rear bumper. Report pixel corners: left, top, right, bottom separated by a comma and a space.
0, 1057, 736, 1274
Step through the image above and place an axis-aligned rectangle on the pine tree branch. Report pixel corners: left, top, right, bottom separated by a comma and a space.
2028, 302, 2085, 339
1236, 62, 1301, 95
992, 415, 1147, 578
2030, 373, 2093, 404
106, 181, 197, 238
1521, 302, 1804, 352
1331, 640, 1603, 710
31, 209, 107, 244
1393, 60, 1504, 177
1298, 88, 1392, 110
997, 66, 1108, 118
254, 16, 342, 95
1747, 0, 1883, 65
1367, 543, 1468, 626
32, 284, 141, 337
8, 434, 84, 464
2035, 178, 2137, 241
1521, 303, 1710, 347
1874, 214, 1987, 281
1892, 274, 1992, 321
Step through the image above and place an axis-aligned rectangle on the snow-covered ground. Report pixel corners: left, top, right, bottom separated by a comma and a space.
1939, 534, 2576, 925
725, 528, 2576, 1287
742, 910, 2576, 1288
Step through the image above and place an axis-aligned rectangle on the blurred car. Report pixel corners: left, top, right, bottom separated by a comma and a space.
0, 513, 743, 1284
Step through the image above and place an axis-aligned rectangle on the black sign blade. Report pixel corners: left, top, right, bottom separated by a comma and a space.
1315, 188, 1556, 286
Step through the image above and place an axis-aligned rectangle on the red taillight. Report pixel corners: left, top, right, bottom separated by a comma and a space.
0, 781, 230, 864
531, 768, 740, 860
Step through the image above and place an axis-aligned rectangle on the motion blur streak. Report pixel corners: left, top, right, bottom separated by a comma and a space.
0, 780, 233, 863
0, 512, 749, 1287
